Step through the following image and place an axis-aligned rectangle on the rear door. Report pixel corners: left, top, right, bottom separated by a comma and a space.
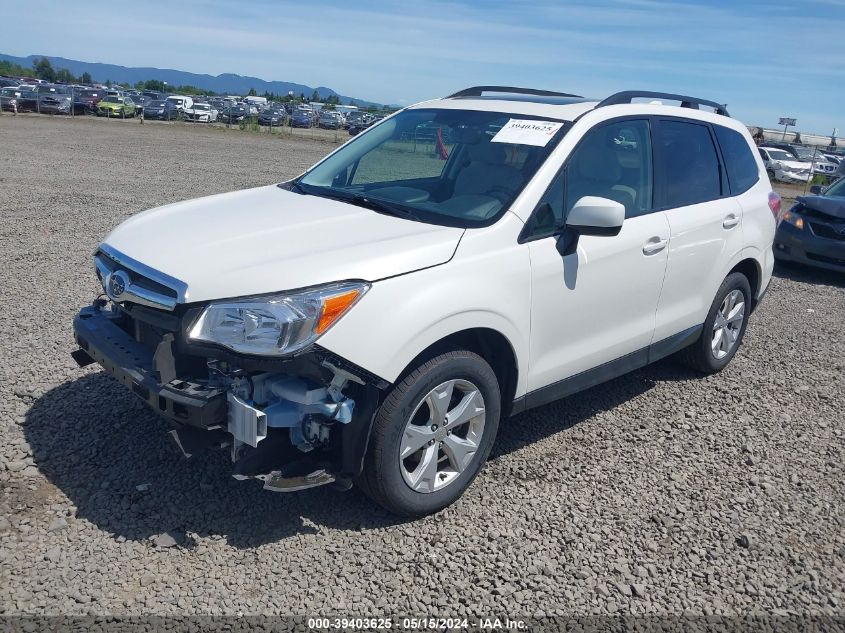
652, 118, 746, 342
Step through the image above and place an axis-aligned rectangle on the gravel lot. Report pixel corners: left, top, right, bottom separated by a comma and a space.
0, 114, 843, 619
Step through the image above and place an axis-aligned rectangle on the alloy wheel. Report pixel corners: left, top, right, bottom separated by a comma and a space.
711, 289, 745, 360
399, 379, 486, 493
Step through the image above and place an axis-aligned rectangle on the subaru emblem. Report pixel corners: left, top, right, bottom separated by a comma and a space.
108, 270, 130, 298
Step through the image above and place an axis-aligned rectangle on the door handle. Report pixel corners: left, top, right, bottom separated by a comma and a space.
723, 214, 741, 229
642, 237, 668, 255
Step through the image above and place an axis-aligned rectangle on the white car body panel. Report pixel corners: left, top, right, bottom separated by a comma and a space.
652, 196, 745, 341
319, 214, 531, 395
101, 186, 464, 303
527, 212, 670, 390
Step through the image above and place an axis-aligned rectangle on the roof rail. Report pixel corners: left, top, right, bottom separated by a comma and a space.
596, 91, 730, 116
447, 86, 583, 99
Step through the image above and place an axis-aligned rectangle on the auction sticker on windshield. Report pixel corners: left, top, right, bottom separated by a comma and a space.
491, 119, 564, 146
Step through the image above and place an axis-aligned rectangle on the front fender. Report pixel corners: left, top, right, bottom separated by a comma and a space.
318, 216, 531, 398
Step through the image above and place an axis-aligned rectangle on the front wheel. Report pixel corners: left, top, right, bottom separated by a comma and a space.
357, 351, 501, 517
677, 272, 752, 374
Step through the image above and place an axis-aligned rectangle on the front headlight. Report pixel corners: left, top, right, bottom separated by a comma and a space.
781, 209, 804, 230
188, 281, 369, 356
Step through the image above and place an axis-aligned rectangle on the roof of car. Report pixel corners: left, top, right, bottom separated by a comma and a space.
409, 86, 734, 125
408, 95, 598, 121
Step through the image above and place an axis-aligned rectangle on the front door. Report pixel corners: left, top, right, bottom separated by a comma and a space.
524, 118, 670, 394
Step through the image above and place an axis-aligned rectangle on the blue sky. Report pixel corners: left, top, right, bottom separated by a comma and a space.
5, 0, 844, 134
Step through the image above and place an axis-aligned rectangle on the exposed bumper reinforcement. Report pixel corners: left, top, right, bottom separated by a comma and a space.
72, 304, 226, 429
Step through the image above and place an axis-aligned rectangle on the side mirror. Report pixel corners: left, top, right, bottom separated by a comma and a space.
809, 185, 822, 195
557, 196, 625, 256
566, 196, 626, 235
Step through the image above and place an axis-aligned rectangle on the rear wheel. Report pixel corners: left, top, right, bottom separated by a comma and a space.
357, 351, 500, 517
677, 272, 751, 374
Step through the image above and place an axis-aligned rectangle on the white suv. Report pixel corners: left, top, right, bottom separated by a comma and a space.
72, 87, 778, 516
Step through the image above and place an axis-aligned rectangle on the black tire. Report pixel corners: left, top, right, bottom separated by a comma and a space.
357, 351, 501, 517
677, 272, 752, 374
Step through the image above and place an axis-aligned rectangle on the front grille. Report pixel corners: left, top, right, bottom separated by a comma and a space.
94, 245, 187, 311
808, 222, 845, 242
97, 250, 179, 300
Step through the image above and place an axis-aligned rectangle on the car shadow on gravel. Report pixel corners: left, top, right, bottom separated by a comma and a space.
773, 261, 845, 288
491, 358, 698, 460
26, 359, 701, 547
24, 374, 408, 548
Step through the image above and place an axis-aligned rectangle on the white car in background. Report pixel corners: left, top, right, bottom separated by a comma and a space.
165, 95, 194, 115
183, 102, 216, 123
810, 154, 838, 177
72, 86, 777, 516
758, 146, 811, 183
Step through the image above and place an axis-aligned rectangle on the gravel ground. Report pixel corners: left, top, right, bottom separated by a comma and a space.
0, 114, 843, 619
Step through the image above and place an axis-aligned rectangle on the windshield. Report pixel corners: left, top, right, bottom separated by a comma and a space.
825, 178, 845, 197
103, 96, 121, 103
767, 150, 793, 161
296, 108, 568, 227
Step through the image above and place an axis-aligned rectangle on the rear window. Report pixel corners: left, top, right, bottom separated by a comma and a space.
655, 120, 722, 208
714, 126, 759, 194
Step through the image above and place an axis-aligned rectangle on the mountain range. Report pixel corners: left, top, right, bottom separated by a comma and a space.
0, 53, 383, 107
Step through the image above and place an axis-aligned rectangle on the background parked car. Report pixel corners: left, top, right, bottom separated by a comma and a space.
72, 89, 103, 114
258, 107, 286, 126
164, 95, 193, 116
290, 109, 314, 128
811, 155, 838, 179
318, 111, 343, 129
142, 99, 169, 120
130, 94, 150, 116
759, 146, 811, 183
96, 95, 136, 118
0, 87, 23, 112
15, 88, 39, 112
183, 102, 215, 122
36, 85, 72, 114
219, 103, 249, 123
774, 177, 845, 273
763, 141, 819, 163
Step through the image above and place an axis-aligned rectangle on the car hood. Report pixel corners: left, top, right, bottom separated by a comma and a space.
796, 195, 845, 219
779, 160, 810, 171
101, 185, 464, 303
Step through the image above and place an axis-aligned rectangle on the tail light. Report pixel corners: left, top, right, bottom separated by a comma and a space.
768, 191, 782, 219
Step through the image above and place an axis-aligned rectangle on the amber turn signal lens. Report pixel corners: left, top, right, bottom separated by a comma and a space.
316, 289, 363, 334
782, 211, 804, 230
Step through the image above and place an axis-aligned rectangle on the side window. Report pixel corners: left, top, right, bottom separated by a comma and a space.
758, 148, 769, 162
565, 119, 653, 219
655, 120, 722, 208
714, 126, 759, 194
522, 119, 654, 240
524, 171, 566, 239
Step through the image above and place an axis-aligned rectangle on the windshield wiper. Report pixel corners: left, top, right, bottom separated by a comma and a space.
286, 180, 307, 195
347, 194, 417, 220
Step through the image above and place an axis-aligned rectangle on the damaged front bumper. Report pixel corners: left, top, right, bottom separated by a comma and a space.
72, 300, 383, 491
